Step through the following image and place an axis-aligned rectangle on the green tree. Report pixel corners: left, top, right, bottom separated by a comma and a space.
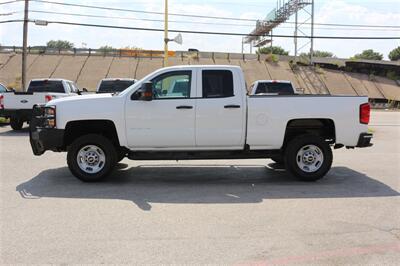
388, 46, 400, 61
257, 46, 289, 55
352, 49, 383, 60
300, 50, 334, 58
122, 46, 142, 50
98, 45, 115, 52
46, 40, 74, 49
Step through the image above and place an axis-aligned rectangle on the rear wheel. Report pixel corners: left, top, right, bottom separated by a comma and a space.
284, 134, 332, 182
67, 134, 117, 182
10, 116, 23, 130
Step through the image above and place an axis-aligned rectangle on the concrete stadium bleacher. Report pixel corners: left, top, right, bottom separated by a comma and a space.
0, 52, 399, 104
238, 60, 270, 87
374, 76, 400, 101
106, 57, 138, 79
135, 58, 163, 80
27, 55, 63, 82
0, 54, 38, 89
76, 56, 113, 90
319, 69, 358, 96
50, 55, 88, 81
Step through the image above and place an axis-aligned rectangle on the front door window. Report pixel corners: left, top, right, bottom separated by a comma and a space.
151, 71, 191, 99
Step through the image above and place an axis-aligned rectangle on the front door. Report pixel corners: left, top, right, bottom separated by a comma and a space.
125, 70, 196, 149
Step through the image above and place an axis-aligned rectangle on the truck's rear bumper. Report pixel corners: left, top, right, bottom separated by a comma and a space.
356, 133, 373, 148
29, 105, 64, 155
0, 109, 32, 119
0, 109, 6, 118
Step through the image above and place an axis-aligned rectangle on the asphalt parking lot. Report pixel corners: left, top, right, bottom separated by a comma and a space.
0, 110, 399, 264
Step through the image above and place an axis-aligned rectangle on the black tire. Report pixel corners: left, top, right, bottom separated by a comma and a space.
10, 116, 23, 130
67, 134, 117, 182
284, 134, 332, 182
116, 149, 126, 163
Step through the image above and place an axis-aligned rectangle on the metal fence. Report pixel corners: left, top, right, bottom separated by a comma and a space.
0, 45, 271, 61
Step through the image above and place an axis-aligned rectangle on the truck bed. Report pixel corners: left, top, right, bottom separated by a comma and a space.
247, 95, 369, 149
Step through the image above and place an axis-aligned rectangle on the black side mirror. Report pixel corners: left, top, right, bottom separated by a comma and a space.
131, 82, 153, 101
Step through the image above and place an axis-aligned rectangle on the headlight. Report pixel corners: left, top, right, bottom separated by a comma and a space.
44, 106, 56, 116
44, 106, 56, 128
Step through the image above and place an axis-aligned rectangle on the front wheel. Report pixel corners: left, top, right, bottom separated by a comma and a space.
67, 134, 117, 182
284, 134, 332, 182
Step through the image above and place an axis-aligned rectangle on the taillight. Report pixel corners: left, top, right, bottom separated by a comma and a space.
0, 94, 4, 109
45, 95, 53, 103
360, 103, 370, 124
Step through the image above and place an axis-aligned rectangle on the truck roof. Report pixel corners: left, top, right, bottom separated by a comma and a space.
253, 80, 292, 84
100, 78, 136, 81
161, 65, 242, 70
30, 78, 74, 83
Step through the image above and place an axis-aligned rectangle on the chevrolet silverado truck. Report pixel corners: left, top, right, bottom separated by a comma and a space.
29, 65, 373, 182
0, 79, 80, 130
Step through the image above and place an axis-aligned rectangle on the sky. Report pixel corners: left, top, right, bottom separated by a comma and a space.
1, 0, 399, 59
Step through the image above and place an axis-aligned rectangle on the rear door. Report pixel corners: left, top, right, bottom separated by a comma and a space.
195, 69, 246, 148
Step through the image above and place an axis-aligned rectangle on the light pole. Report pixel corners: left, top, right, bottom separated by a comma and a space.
310, 0, 315, 65
163, 0, 169, 67
21, 0, 29, 91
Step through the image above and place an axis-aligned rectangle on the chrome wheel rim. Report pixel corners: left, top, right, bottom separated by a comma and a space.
296, 144, 324, 173
77, 145, 106, 174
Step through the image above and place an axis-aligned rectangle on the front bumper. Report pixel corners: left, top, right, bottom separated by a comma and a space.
29, 105, 64, 155
356, 133, 373, 148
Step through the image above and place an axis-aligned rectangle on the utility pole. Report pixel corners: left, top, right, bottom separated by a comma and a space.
310, 0, 315, 65
163, 0, 168, 67
294, 9, 298, 61
21, 0, 29, 91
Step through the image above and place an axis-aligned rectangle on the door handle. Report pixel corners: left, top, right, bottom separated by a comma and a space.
176, 105, 193, 109
224, 104, 241, 109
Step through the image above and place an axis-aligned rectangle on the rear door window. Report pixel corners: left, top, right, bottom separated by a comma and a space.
27, 80, 65, 93
202, 70, 234, 98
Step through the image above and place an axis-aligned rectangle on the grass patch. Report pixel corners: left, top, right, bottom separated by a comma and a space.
0, 117, 10, 124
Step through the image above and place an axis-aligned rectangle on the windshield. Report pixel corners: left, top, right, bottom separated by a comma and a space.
98, 80, 136, 93
255, 82, 294, 95
0, 83, 7, 92
27, 80, 65, 93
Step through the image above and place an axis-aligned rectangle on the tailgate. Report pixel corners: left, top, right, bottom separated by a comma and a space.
3, 93, 49, 109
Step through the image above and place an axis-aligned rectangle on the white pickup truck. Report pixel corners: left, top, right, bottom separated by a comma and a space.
0, 79, 79, 130
30, 65, 373, 182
